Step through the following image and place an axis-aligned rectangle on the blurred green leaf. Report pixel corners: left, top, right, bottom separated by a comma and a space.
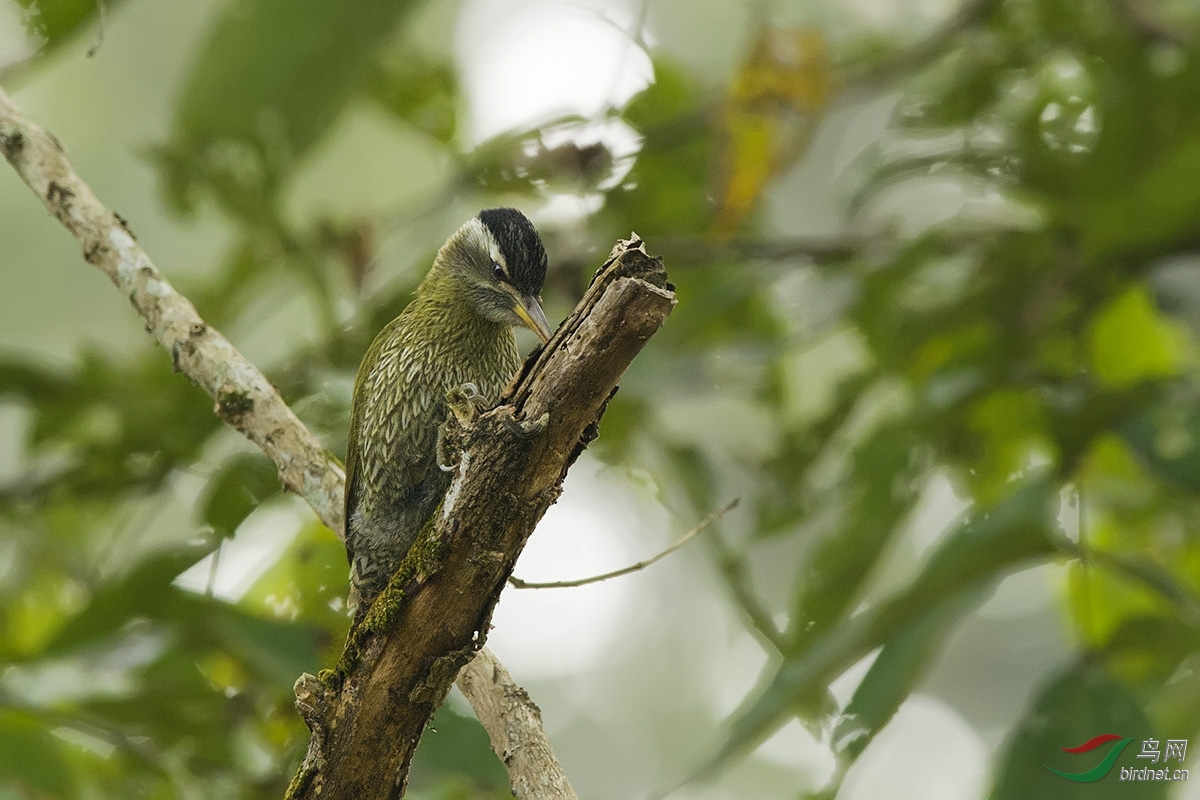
204, 600, 325, 684
833, 589, 983, 762
1065, 430, 1200, 648
1103, 615, 1200, 688
1121, 392, 1200, 492
0, 358, 70, 403
1151, 649, 1200, 738
242, 520, 350, 654
1067, 540, 1178, 650
1089, 287, 1187, 390
898, 37, 1007, 129
40, 545, 210, 659
160, 0, 421, 214
201, 454, 282, 541
0, 351, 220, 512
704, 474, 1057, 777
368, 52, 458, 144
785, 422, 924, 652
0, 709, 72, 796
14, 0, 129, 58
409, 704, 508, 791
623, 58, 699, 130
608, 59, 711, 236
992, 659, 1163, 800
1080, 80, 1200, 260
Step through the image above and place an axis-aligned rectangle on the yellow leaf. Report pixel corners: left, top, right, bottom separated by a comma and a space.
712, 26, 832, 235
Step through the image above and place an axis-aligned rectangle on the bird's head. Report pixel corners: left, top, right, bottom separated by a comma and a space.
433, 208, 553, 342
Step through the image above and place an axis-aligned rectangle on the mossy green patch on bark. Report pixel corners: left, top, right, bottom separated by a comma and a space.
334, 506, 446, 678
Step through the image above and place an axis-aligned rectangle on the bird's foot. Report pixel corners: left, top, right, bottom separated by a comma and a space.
446, 382, 490, 427
441, 383, 492, 471
501, 409, 550, 438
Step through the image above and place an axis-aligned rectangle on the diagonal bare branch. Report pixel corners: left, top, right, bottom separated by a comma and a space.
456, 647, 579, 800
0, 85, 346, 535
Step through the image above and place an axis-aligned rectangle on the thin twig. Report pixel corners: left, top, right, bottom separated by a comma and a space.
509, 499, 739, 590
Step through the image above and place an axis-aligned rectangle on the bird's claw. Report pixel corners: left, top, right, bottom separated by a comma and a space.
441, 383, 490, 471
501, 410, 549, 438
461, 381, 482, 402
446, 382, 490, 427
436, 425, 458, 472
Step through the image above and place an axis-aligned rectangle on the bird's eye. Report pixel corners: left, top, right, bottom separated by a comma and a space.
492, 262, 507, 282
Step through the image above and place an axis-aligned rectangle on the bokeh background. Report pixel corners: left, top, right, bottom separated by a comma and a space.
3, 0, 1200, 798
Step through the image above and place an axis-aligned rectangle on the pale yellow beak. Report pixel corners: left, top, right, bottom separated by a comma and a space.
515, 295, 553, 343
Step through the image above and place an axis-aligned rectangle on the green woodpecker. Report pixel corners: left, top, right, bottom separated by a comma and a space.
344, 208, 553, 610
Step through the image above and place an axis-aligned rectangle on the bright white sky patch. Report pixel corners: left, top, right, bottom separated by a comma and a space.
455, 0, 654, 144
175, 502, 306, 601
840, 695, 988, 800
487, 453, 665, 678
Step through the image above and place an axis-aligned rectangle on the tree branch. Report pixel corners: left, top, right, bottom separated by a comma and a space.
0, 85, 345, 535
455, 648, 579, 800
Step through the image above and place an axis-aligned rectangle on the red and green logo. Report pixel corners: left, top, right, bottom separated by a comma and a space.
1045, 734, 1134, 782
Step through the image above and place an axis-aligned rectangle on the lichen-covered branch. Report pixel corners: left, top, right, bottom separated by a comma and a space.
0, 85, 345, 535
296, 237, 674, 799
456, 648, 579, 800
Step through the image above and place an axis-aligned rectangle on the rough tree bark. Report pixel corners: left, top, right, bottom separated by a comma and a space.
289, 235, 675, 798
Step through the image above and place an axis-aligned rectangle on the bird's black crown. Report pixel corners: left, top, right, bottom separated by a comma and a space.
478, 208, 548, 296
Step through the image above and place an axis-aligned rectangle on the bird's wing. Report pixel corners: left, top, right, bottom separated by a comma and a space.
344, 376, 367, 565
343, 398, 363, 565
344, 319, 397, 565
344, 316, 439, 564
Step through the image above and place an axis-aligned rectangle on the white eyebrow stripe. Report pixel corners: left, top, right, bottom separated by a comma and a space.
482, 226, 508, 274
